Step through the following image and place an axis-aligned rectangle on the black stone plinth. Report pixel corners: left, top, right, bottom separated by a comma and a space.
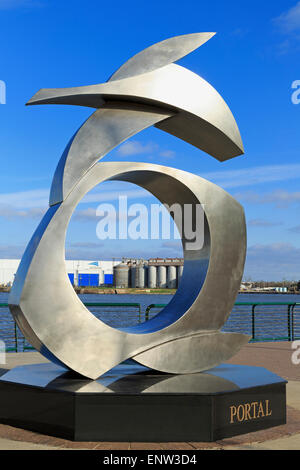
0, 362, 287, 442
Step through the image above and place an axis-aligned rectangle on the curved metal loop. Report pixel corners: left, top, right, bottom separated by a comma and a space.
9, 162, 248, 379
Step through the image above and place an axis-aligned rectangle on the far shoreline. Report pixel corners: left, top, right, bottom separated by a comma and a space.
1, 287, 299, 295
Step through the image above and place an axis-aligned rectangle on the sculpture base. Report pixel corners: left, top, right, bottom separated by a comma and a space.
0, 362, 286, 442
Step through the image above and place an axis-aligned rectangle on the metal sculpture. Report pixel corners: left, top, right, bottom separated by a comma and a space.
9, 33, 249, 379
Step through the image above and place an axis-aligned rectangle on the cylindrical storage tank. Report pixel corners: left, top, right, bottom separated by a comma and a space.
130, 266, 135, 288
177, 265, 184, 287
131, 265, 146, 288
157, 266, 167, 289
167, 265, 177, 289
113, 263, 130, 288
148, 266, 157, 288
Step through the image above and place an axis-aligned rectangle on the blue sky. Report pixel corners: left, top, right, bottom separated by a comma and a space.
1, 0, 300, 280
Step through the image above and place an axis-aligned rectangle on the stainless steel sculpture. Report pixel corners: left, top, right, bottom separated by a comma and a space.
9, 33, 250, 379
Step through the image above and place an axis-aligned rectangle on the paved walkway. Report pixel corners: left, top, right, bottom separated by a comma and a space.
226, 342, 300, 381
0, 343, 300, 450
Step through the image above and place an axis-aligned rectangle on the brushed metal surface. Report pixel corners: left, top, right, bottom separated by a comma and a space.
9, 33, 249, 379
27, 33, 244, 205
109, 32, 216, 81
9, 162, 248, 379
28, 64, 244, 164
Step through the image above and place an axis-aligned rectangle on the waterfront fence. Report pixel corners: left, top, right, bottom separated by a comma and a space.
0, 302, 142, 353
1, 302, 300, 352
145, 302, 300, 343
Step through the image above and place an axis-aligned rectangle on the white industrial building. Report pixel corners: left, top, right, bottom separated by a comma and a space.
0, 259, 20, 286
0, 258, 184, 289
0, 259, 120, 287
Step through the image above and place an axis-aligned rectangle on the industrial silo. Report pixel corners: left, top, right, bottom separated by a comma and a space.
167, 265, 177, 289
148, 265, 157, 288
113, 263, 130, 288
144, 265, 148, 288
177, 265, 184, 287
157, 266, 167, 289
131, 264, 146, 288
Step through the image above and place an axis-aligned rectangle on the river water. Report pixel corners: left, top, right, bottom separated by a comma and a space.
1, 291, 299, 349
1, 291, 299, 312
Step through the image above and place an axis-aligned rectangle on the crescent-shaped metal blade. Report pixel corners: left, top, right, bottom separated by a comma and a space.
27, 64, 244, 181
133, 332, 251, 374
108, 32, 216, 82
50, 104, 173, 205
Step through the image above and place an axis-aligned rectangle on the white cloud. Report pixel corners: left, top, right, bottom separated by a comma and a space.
248, 219, 283, 227
117, 140, 158, 156
0, 189, 49, 209
82, 189, 151, 204
117, 139, 175, 159
0, 244, 25, 258
0, 205, 47, 219
235, 189, 300, 207
202, 164, 300, 189
73, 208, 98, 221
159, 150, 175, 158
72, 207, 136, 222
273, 2, 300, 33
272, 2, 300, 54
2, 162, 300, 221
245, 242, 300, 280
0, 186, 152, 215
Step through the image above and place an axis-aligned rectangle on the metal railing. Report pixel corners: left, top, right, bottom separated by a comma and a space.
0, 303, 20, 352
223, 302, 300, 342
0, 302, 142, 352
145, 302, 300, 343
1, 301, 300, 352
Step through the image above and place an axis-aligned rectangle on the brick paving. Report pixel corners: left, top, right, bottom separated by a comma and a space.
226, 342, 300, 381
0, 343, 300, 450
